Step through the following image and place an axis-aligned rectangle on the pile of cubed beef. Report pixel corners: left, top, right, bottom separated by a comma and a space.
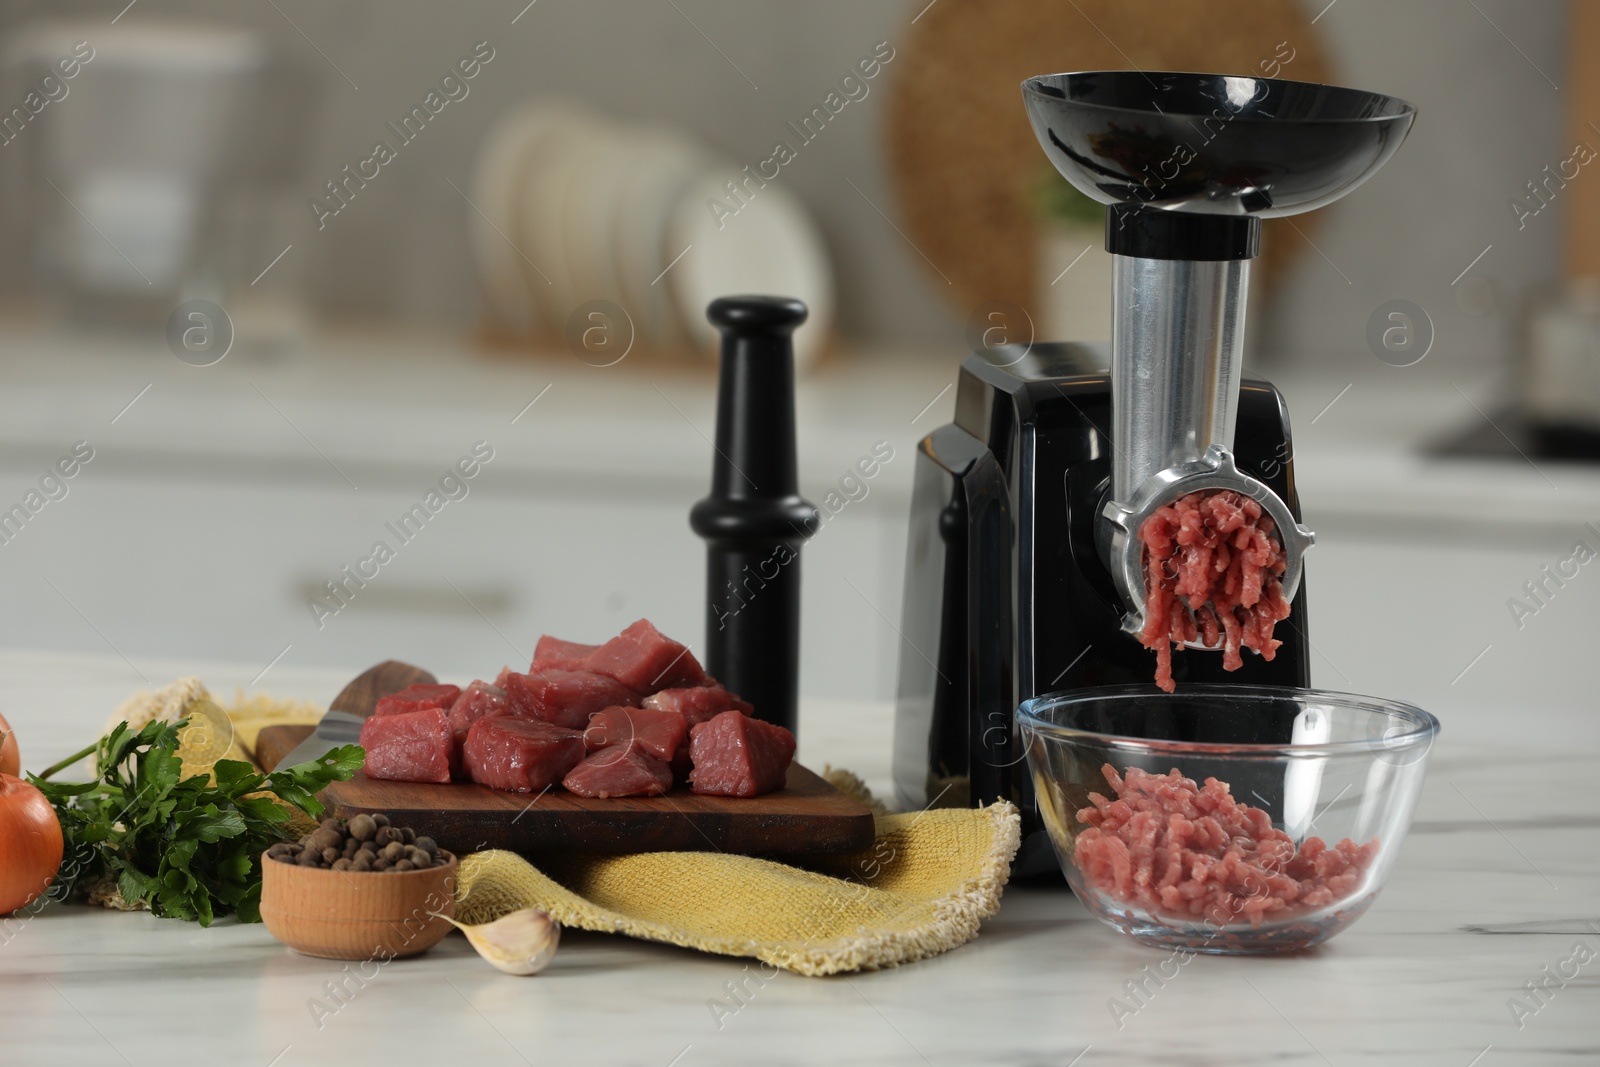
356, 619, 796, 799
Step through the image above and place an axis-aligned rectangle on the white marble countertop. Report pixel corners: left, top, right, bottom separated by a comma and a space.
2, 652, 1597, 1066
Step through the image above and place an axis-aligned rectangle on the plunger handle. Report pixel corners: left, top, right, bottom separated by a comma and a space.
689, 296, 820, 736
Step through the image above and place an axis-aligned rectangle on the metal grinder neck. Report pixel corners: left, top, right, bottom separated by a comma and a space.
1096, 214, 1315, 638
1110, 255, 1250, 504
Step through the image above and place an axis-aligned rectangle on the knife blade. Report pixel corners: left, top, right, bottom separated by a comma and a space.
272, 660, 438, 770
274, 711, 369, 770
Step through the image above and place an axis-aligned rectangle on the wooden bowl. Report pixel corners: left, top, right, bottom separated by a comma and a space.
259, 850, 458, 960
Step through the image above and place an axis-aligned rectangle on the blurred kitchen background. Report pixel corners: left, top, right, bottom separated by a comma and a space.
0, 0, 1595, 743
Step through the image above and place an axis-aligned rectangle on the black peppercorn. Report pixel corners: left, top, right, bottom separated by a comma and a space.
270, 812, 441, 873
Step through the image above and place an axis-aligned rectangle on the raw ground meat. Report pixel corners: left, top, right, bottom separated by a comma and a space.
502, 669, 640, 729
447, 681, 510, 748
584, 705, 688, 762
463, 715, 587, 793
585, 619, 712, 692
643, 685, 754, 726
1074, 764, 1376, 927
1138, 489, 1293, 692
373, 682, 461, 718
563, 742, 673, 798
532, 636, 599, 672
688, 710, 795, 797
359, 707, 455, 784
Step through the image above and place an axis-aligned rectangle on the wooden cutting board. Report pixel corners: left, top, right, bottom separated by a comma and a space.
257, 662, 875, 858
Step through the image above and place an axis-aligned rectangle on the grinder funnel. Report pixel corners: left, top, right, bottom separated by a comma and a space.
1021, 71, 1414, 636
1022, 70, 1416, 221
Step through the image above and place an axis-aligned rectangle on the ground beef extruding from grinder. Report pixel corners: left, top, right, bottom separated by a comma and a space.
1137, 489, 1292, 692
1073, 764, 1375, 927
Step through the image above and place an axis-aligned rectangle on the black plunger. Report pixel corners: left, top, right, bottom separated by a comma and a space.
690, 296, 820, 737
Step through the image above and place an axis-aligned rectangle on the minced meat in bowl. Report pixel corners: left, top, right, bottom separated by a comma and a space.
1016, 684, 1438, 954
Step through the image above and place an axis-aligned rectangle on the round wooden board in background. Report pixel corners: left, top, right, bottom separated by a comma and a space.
886, 0, 1331, 321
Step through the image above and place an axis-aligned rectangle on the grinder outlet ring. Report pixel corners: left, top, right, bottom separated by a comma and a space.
1098, 444, 1315, 647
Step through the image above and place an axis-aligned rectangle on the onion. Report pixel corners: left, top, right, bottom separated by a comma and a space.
0, 773, 63, 915
0, 711, 18, 777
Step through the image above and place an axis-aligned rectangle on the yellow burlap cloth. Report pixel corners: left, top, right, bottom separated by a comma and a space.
454, 793, 1022, 976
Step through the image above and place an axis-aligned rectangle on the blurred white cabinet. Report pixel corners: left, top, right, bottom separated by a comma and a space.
0, 460, 908, 700
1299, 526, 1600, 741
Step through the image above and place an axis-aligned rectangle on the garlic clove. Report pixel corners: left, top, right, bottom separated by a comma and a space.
435, 908, 560, 976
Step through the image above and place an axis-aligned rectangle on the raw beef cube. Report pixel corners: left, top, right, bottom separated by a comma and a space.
643, 685, 754, 727
447, 681, 510, 746
563, 742, 673, 798
403, 683, 462, 706
463, 716, 587, 794
584, 705, 688, 762
502, 669, 635, 727
586, 619, 711, 692
532, 635, 600, 672
359, 707, 454, 784
647, 688, 754, 785
503, 669, 639, 729
688, 710, 795, 798
373, 682, 461, 718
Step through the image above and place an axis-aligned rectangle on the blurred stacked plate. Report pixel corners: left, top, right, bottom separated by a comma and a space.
468, 103, 833, 370
667, 170, 832, 370
614, 129, 705, 350
468, 101, 596, 339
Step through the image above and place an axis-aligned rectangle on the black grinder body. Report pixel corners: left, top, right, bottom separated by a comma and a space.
891, 342, 1311, 874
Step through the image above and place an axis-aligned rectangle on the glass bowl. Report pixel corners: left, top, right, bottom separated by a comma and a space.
1017, 684, 1438, 954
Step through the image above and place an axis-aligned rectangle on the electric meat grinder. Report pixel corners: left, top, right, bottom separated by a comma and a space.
892, 71, 1415, 873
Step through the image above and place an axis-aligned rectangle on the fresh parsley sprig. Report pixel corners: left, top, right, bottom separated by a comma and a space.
30, 719, 363, 925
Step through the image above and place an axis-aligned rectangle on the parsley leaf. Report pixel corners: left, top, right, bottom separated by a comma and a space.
29, 723, 362, 926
